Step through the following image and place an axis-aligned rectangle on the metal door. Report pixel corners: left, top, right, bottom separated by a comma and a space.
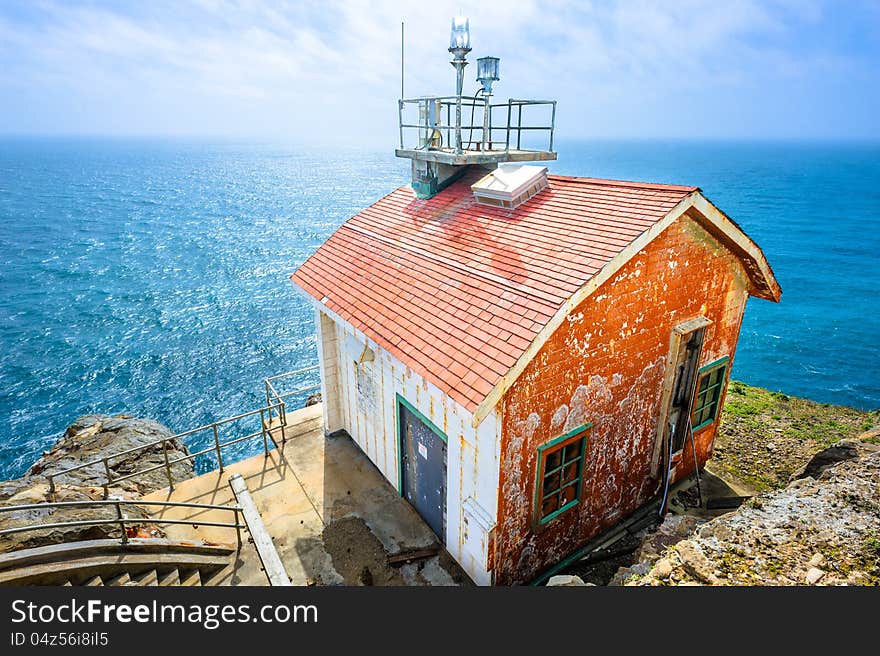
398, 398, 447, 543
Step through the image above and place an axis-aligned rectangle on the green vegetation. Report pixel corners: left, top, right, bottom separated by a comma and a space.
710, 381, 879, 492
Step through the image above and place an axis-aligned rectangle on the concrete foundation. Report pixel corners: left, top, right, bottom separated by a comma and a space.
142, 404, 471, 586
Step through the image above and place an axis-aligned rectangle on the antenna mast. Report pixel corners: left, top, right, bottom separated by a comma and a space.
400, 22, 405, 100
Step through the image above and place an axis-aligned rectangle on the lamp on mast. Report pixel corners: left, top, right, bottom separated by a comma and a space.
448, 16, 472, 154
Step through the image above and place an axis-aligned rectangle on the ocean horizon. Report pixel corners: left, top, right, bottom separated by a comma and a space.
1, 137, 878, 481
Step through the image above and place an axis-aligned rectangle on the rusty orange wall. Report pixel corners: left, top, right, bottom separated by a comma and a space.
494, 212, 749, 585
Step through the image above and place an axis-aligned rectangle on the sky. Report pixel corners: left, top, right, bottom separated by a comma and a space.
0, 0, 878, 143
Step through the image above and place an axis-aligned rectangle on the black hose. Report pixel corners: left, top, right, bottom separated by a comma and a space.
659, 424, 674, 517
465, 87, 484, 150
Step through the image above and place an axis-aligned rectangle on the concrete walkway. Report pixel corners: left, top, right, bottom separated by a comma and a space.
142, 404, 469, 586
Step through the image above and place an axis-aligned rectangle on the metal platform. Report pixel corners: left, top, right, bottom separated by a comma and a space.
395, 147, 557, 165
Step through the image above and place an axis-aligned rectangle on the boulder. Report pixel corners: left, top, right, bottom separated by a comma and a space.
0, 483, 157, 554
674, 540, 719, 584
27, 413, 192, 495
805, 567, 825, 585
791, 437, 880, 482
626, 446, 880, 586
547, 574, 593, 586
0, 414, 187, 554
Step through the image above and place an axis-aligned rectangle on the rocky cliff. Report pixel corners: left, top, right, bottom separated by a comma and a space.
620, 436, 880, 586
0, 414, 193, 554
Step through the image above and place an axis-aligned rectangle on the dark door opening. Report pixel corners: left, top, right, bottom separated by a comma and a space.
398, 396, 447, 544
667, 326, 705, 455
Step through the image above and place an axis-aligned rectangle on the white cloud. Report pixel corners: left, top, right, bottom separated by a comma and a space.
0, 0, 875, 139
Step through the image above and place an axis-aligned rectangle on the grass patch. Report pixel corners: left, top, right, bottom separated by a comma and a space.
711, 382, 878, 492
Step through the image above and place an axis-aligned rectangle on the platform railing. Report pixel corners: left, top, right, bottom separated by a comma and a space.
398, 95, 556, 154
0, 498, 244, 548
46, 401, 286, 498
264, 365, 320, 434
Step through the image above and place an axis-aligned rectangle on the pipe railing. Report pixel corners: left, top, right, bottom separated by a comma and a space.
42, 366, 321, 501
398, 96, 556, 153
0, 498, 245, 549
46, 401, 286, 499
264, 365, 320, 435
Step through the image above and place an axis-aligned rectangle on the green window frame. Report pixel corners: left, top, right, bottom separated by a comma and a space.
692, 356, 729, 431
534, 424, 591, 526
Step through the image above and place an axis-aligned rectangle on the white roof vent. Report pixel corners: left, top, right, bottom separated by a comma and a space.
471, 164, 549, 210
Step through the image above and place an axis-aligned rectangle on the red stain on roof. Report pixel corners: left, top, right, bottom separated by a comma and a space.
291, 169, 696, 413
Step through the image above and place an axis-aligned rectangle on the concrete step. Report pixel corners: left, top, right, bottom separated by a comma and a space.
200, 565, 233, 587
178, 569, 202, 587
158, 568, 180, 586
133, 569, 159, 586
104, 572, 131, 586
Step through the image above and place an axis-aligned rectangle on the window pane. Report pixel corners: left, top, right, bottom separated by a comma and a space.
563, 462, 579, 484
541, 495, 558, 518
545, 450, 562, 471
543, 471, 561, 494
564, 441, 582, 462
561, 484, 577, 505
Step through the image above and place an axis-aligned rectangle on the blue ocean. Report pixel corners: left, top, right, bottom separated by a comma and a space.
1, 138, 878, 480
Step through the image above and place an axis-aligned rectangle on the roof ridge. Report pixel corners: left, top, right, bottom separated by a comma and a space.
546, 174, 699, 193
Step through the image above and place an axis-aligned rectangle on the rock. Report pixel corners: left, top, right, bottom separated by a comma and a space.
27, 414, 192, 495
627, 447, 880, 586
0, 484, 157, 554
675, 540, 719, 584
791, 438, 880, 482
305, 393, 322, 407
547, 574, 590, 586
652, 558, 674, 580
0, 414, 187, 554
805, 567, 825, 585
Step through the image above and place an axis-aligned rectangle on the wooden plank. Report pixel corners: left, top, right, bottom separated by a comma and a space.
388, 546, 441, 566
706, 496, 750, 510
228, 473, 291, 586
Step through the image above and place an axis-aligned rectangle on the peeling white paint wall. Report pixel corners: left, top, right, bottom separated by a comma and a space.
313, 304, 500, 585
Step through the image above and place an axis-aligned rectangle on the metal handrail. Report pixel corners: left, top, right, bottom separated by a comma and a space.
0, 498, 244, 548
264, 365, 320, 430
398, 95, 556, 153
46, 401, 286, 498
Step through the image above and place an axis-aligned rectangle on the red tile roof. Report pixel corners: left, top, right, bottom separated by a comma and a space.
291, 168, 697, 414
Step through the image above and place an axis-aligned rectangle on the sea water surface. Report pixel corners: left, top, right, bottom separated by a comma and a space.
0, 138, 878, 480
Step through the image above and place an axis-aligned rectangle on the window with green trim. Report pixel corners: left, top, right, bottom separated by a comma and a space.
692, 358, 728, 430
535, 426, 589, 525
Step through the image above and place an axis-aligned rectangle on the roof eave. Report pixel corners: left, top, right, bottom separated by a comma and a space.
688, 193, 782, 303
